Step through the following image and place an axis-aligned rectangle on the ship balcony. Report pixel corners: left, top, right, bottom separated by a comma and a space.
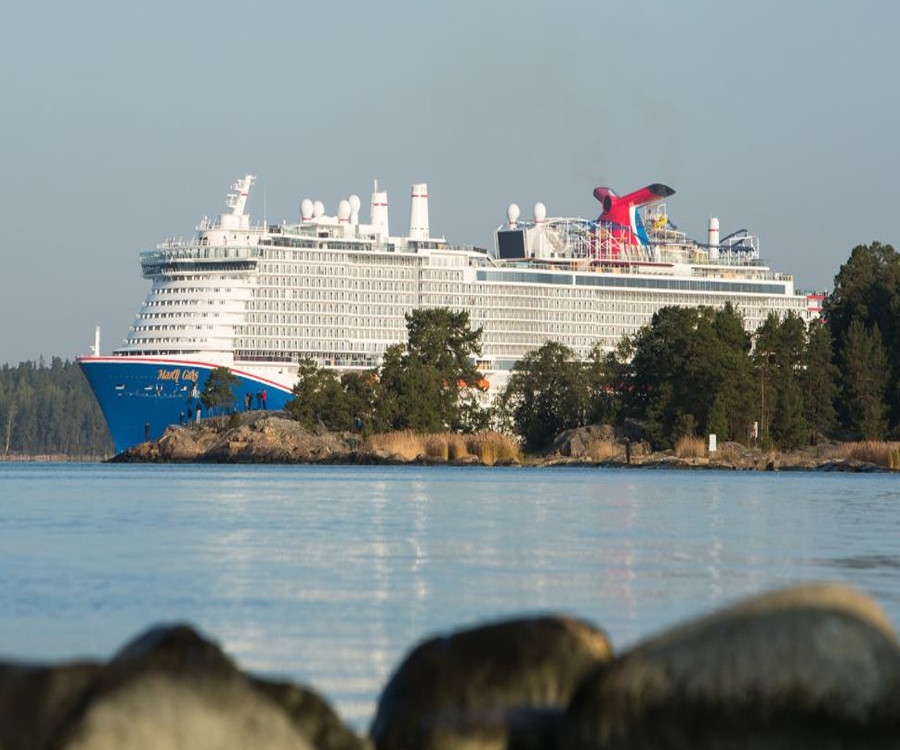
140, 245, 260, 278
141, 244, 262, 263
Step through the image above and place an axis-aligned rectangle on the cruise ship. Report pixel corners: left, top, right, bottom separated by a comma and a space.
78, 175, 817, 453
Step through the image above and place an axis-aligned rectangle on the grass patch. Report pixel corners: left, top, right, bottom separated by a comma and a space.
367, 431, 520, 465
463, 431, 521, 465
841, 441, 900, 468
586, 439, 620, 461
675, 435, 706, 459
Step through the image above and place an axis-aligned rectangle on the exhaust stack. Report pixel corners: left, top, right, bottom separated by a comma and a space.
370, 180, 390, 237
408, 183, 430, 240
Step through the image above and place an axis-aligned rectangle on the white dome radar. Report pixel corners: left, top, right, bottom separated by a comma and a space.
301, 199, 313, 221
534, 202, 547, 223
348, 194, 361, 225
507, 203, 521, 225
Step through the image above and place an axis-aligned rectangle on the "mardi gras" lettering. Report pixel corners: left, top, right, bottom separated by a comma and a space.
157, 368, 200, 384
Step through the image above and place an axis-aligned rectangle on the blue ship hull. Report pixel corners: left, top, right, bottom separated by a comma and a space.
78, 357, 294, 454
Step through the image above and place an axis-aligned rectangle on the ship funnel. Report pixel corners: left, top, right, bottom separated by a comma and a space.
370, 180, 389, 237
708, 216, 720, 261
408, 183, 429, 240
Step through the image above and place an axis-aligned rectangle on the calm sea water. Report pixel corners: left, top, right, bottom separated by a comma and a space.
1, 463, 899, 729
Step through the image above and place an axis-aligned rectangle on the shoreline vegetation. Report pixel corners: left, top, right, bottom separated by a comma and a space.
102, 411, 900, 472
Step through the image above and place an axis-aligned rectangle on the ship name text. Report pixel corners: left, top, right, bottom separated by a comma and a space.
157, 368, 200, 384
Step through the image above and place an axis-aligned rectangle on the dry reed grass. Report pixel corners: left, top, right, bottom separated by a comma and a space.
464, 431, 521, 465
367, 431, 520, 465
586, 439, 620, 461
841, 441, 900, 469
675, 435, 706, 459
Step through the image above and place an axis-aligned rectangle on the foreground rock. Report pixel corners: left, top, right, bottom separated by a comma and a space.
0, 624, 367, 750
370, 616, 612, 750
561, 583, 900, 749
2, 584, 900, 748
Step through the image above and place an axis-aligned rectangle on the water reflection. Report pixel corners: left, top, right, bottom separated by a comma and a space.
2, 465, 900, 730
828, 555, 900, 570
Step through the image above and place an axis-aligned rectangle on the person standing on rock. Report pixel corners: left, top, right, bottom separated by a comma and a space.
261, 389, 267, 410
195, 404, 202, 422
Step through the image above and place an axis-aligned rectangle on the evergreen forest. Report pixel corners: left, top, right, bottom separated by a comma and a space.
0, 358, 113, 457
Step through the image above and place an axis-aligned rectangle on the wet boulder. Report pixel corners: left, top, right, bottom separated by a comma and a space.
371, 615, 612, 750
561, 583, 900, 749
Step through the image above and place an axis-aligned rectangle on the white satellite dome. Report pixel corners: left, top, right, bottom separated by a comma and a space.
348, 194, 361, 213
300, 198, 313, 220
507, 203, 521, 224
338, 199, 351, 221
313, 200, 325, 218
534, 202, 547, 222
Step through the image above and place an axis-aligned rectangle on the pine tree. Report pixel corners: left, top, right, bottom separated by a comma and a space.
200, 367, 238, 420
824, 242, 900, 428
842, 319, 889, 439
770, 376, 808, 450
800, 320, 838, 441
498, 341, 588, 452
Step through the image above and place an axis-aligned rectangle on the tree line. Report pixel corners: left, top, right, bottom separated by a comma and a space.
0, 358, 113, 456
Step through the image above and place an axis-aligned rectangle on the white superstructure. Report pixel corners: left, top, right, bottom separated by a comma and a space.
116, 175, 816, 394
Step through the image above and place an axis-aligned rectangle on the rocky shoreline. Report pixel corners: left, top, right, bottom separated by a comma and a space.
111, 412, 886, 472
2, 582, 899, 748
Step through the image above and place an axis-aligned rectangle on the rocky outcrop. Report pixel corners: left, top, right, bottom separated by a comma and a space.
111, 415, 890, 471
113, 413, 373, 464
550, 425, 618, 459
370, 616, 612, 750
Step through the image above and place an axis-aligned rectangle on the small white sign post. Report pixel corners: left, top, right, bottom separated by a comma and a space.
708, 433, 717, 453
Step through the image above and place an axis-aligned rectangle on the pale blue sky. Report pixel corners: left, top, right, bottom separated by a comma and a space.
2, 0, 898, 363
